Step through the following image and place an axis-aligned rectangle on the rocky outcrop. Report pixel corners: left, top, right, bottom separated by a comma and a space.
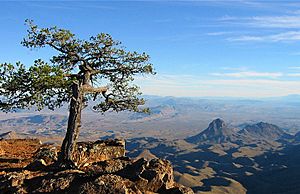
73, 139, 125, 167
0, 139, 194, 194
79, 174, 142, 194
117, 158, 175, 192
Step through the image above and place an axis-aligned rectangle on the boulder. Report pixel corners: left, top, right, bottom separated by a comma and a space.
25, 159, 47, 171
30, 169, 84, 193
73, 139, 125, 167
0, 170, 40, 193
0, 139, 194, 194
166, 183, 195, 194
34, 146, 58, 164
79, 174, 142, 194
81, 157, 132, 175
118, 158, 175, 192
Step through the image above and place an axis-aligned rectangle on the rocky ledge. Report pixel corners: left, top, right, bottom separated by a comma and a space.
0, 139, 193, 194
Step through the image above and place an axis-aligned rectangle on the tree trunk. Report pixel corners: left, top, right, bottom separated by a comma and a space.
59, 82, 83, 168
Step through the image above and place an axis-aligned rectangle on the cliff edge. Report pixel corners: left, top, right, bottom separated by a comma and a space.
0, 138, 193, 194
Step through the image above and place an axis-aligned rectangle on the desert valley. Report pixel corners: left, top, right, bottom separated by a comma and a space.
1, 96, 300, 193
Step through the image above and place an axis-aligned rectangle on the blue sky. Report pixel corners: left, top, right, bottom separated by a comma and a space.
1, 1, 300, 97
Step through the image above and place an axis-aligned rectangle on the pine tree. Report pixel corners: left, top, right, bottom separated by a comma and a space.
0, 20, 155, 167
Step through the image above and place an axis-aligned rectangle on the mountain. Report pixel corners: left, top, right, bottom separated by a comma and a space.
294, 131, 300, 141
1, 95, 300, 140
239, 122, 288, 141
185, 119, 293, 146
186, 118, 239, 144
126, 118, 300, 194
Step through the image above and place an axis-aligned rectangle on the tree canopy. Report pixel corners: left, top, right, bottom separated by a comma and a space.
0, 20, 155, 167
0, 19, 155, 113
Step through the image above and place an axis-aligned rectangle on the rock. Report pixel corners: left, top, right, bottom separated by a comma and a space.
0, 170, 40, 193
73, 139, 125, 167
79, 174, 142, 194
0, 146, 4, 156
1, 171, 26, 187
25, 159, 47, 171
166, 183, 195, 194
34, 146, 58, 164
118, 158, 147, 180
0, 139, 194, 194
142, 159, 174, 192
30, 169, 84, 193
118, 158, 175, 192
82, 157, 132, 175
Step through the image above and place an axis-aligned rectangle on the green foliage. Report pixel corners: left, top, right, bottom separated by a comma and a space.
0, 19, 155, 113
0, 61, 71, 111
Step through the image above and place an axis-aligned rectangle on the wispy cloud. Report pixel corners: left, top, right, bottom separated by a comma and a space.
220, 15, 300, 29
250, 16, 300, 28
287, 73, 300, 77
215, 12, 300, 43
221, 66, 248, 71
135, 74, 300, 97
211, 71, 283, 78
24, 2, 117, 11
288, 66, 300, 70
228, 35, 264, 42
228, 31, 300, 42
206, 31, 232, 36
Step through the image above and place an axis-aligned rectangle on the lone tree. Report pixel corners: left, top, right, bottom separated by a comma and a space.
0, 20, 155, 167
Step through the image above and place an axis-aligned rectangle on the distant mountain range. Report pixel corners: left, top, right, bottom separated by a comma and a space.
126, 118, 300, 194
0, 95, 300, 193
186, 118, 293, 145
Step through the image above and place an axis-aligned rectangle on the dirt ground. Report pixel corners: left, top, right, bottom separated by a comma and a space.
0, 139, 43, 171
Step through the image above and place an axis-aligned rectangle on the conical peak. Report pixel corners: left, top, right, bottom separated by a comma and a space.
209, 118, 226, 130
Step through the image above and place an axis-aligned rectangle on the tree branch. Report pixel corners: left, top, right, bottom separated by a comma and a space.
82, 84, 108, 94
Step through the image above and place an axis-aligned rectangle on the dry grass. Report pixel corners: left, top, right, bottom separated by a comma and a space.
0, 139, 42, 169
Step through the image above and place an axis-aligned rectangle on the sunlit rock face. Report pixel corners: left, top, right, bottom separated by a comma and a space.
0, 138, 194, 194
73, 139, 126, 167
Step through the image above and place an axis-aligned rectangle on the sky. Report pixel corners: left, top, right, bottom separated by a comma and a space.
1, 1, 300, 97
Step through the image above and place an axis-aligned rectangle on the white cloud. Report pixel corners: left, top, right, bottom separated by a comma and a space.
228, 35, 264, 41
287, 73, 300, 77
219, 15, 300, 29
134, 74, 300, 97
250, 16, 300, 28
218, 14, 300, 42
221, 66, 248, 71
288, 66, 300, 69
211, 71, 283, 78
206, 32, 231, 36
228, 31, 300, 42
